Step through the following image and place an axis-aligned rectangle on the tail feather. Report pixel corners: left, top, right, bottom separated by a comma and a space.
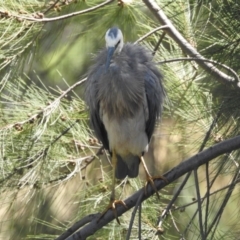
115, 154, 140, 179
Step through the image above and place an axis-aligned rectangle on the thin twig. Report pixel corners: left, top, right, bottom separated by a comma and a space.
193, 169, 205, 239
158, 57, 240, 83
126, 192, 144, 240
134, 25, 168, 44
138, 201, 142, 240
157, 171, 191, 230
204, 162, 210, 236
43, 0, 61, 14
2, 0, 114, 23
207, 170, 239, 238
152, 32, 166, 56
169, 210, 182, 237
79, 146, 104, 172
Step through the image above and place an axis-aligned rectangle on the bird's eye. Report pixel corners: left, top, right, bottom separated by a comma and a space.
115, 40, 120, 49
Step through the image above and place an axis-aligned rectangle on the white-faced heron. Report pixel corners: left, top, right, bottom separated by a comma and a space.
85, 27, 165, 222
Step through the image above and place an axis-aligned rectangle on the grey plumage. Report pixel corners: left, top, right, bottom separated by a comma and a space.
85, 27, 164, 179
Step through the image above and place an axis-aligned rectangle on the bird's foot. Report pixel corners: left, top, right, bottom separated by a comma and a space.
98, 199, 127, 224
144, 175, 168, 199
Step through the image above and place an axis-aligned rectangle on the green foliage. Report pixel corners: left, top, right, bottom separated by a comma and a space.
1, 0, 240, 239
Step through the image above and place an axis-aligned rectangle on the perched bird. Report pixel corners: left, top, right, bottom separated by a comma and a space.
85, 27, 164, 222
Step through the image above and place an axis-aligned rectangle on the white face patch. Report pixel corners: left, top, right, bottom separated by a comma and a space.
105, 28, 124, 53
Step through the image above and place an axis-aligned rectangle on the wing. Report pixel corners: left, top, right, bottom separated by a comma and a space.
90, 102, 109, 150
144, 67, 164, 142
85, 65, 110, 150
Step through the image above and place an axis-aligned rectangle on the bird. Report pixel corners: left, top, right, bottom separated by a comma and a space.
85, 27, 165, 223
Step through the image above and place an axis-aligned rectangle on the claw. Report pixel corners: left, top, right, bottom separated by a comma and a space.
144, 175, 168, 199
98, 199, 127, 224
141, 156, 167, 199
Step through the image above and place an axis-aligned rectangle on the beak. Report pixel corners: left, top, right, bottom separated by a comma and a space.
106, 47, 115, 70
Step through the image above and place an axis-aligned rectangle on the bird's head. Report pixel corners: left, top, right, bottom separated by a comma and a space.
105, 27, 123, 69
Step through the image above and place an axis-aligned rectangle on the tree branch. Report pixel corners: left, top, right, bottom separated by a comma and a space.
142, 0, 238, 85
60, 135, 240, 239
56, 214, 100, 240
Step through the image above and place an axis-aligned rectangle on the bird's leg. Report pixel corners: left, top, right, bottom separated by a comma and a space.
98, 150, 127, 224
140, 156, 167, 199
110, 149, 117, 202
